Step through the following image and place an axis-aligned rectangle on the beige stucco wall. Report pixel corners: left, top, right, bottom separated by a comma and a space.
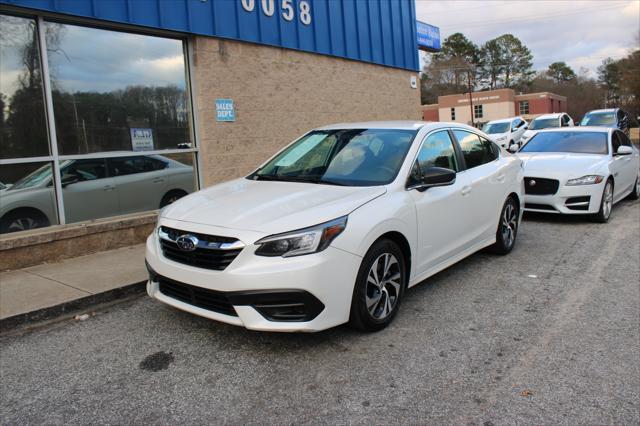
439, 101, 515, 125
191, 36, 422, 187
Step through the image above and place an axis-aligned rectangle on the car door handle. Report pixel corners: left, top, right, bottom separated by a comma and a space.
103, 185, 115, 191
496, 173, 505, 182
461, 186, 472, 196
152, 178, 165, 183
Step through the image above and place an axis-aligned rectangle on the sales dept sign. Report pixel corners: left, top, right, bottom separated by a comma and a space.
130, 128, 154, 151
216, 99, 236, 122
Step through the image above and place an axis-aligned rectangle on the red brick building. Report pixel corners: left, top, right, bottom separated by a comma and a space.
422, 88, 567, 126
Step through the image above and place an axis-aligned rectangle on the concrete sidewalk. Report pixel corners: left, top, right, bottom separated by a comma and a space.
0, 244, 147, 328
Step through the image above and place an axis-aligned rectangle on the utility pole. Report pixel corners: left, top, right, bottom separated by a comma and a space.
467, 69, 475, 127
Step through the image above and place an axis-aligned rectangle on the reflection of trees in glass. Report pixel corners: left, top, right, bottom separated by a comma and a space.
0, 15, 50, 158
53, 84, 190, 154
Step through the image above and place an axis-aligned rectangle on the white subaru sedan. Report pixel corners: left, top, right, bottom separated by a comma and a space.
146, 122, 524, 332
517, 127, 640, 221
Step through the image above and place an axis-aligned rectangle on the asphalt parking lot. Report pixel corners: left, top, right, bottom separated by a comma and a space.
1, 200, 639, 425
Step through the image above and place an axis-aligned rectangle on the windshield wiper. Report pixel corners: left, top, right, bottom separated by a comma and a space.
253, 174, 346, 186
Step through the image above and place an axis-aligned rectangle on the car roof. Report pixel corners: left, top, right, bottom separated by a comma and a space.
537, 126, 611, 134
315, 121, 478, 132
533, 113, 564, 120
585, 108, 616, 114
487, 117, 523, 124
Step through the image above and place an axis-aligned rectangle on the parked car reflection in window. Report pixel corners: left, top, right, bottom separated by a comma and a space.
0, 154, 195, 233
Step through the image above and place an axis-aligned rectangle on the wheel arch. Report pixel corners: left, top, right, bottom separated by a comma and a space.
371, 231, 412, 286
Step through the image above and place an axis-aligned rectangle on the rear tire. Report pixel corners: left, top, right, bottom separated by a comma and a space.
159, 189, 187, 208
349, 239, 406, 332
592, 179, 614, 223
489, 197, 519, 255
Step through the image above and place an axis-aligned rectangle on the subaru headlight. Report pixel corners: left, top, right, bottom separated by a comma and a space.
566, 175, 604, 186
255, 216, 348, 257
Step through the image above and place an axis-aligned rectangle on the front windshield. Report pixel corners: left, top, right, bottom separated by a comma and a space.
580, 112, 616, 127
519, 131, 608, 155
10, 163, 54, 190
482, 122, 510, 134
529, 118, 559, 130
251, 129, 418, 186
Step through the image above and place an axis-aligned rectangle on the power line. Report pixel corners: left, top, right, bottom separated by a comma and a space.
439, 2, 624, 30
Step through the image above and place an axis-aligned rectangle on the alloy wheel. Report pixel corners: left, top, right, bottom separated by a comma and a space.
501, 201, 518, 249
7, 217, 37, 233
603, 182, 613, 219
366, 253, 401, 320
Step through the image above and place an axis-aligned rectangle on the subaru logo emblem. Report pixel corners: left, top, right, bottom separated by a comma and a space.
176, 234, 198, 251
529, 179, 536, 186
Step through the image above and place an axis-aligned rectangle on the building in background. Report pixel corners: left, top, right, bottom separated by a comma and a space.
0, 0, 424, 269
422, 88, 567, 126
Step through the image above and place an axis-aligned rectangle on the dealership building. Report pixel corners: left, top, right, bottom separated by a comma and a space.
0, 0, 430, 269
422, 88, 567, 127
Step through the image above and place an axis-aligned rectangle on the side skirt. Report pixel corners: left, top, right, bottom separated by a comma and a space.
408, 236, 496, 288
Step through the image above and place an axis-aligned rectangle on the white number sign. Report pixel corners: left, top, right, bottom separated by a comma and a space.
239, 0, 311, 25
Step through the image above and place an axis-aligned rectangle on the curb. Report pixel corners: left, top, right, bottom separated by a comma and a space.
0, 281, 147, 334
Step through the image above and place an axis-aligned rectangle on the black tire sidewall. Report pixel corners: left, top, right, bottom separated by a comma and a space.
349, 239, 406, 331
0, 210, 46, 233
493, 197, 518, 254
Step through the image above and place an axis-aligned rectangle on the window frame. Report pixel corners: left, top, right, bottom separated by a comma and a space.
0, 10, 201, 230
474, 104, 484, 119
519, 100, 529, 115
405, 129, 465, 190
449, 128, 500, 171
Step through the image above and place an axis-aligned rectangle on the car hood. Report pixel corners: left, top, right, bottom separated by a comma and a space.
517, 152, 607, 176
490, 132, 509, 141
522, 129, 537, 139
162, 178, 386, 234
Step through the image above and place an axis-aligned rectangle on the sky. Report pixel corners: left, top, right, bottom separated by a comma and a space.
415, 0, 640, 76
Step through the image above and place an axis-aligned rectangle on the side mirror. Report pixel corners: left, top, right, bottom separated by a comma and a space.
508, 144, 519, 153
413, 167, 456, 192
61, 174, 79, 187
615, 145, 633, 156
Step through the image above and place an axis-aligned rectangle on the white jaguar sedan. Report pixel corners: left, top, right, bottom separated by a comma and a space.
516, 127, 640, 221
146, 121, 524, 332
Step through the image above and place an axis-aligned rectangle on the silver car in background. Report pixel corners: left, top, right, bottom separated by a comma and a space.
0, 154, 194, 233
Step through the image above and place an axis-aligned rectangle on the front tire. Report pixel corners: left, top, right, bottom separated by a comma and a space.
627, 175, 640, 200
592, 179, 614, 223
349, 239, 406, 332
0, 209, 50, 234
490, 197, 519, 255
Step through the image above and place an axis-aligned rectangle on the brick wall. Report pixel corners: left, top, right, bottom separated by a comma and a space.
192, 37, 421, 187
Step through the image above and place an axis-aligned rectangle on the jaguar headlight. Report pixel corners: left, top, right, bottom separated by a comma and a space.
566, 175, 604, 186
255, 216, 348, 257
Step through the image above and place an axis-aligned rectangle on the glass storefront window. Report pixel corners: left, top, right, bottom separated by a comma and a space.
59, 153, 196, 224
44, 22, 192, 155
0, 15, 49, 159
0, 162, 59, 233
1, 13, 198, 235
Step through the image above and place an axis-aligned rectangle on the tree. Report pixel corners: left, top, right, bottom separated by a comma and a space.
478, 34, 534, 90
546, 62, 576, 84
478, 39, 502, 90
598, 57, 622, 107
429, 33, 479, 91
